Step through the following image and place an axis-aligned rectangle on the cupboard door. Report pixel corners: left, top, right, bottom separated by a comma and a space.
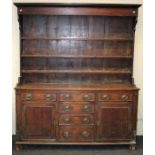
21, 103, 56, 140
96, 102, 132, 141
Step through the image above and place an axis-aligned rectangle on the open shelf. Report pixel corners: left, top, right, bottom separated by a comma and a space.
21, 54, 132, 59
22, 68, 131, 74
21, 35, 133, 41
20, 14, 134, 85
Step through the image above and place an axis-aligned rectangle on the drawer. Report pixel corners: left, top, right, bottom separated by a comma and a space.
59, 126, 94, 142
59, 102, 94, 114
60, 92, 95, 101
97, 92, 133, 102
21, 91, 56, 101
59, 114, 94, 125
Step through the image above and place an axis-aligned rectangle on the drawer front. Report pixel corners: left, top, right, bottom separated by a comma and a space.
97, 92, 133, 102
59, 102, 94, 114
59, 114, 94, 125
21, 91, 56, 102
60, 92, 95, 101
59, 126, 94, 142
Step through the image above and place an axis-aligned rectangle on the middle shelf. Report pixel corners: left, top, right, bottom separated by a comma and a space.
21, 35, 133, 41
21, 54, 132, 59
22, 68, 131, 75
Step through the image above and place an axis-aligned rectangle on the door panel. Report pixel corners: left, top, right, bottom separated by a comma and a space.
21, 103, 56, 139
96, 102, 132, 141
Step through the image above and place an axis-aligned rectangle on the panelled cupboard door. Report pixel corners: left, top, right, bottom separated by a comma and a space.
21, 103, 56, 140
96, 102, 133, 141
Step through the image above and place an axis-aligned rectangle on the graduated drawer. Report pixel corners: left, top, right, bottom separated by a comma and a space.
59, 114, 94, 125
58, 126, 95, 142
59, 92, 95, 101
59, 102, 94, 114
20, 91, 56, 102
97, 91, 133, 102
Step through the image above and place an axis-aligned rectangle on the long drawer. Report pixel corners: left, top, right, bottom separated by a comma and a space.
97, 91, 133, 102
20, 90, 57, 102
58, 126, 95, 142
59, 114, 95, 125
59, 102, 94, 114
59, 92, 95, 101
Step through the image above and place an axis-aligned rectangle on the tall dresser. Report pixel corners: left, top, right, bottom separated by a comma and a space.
14, 3, 140, 150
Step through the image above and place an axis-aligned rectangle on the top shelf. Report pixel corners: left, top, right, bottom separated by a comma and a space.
21, 36, 133, 41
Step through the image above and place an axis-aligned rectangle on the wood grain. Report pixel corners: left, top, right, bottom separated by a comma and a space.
15, 3, 140, 149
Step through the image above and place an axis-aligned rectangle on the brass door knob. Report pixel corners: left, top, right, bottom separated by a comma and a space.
63, 94, 71, 100
82, 117, 90, 124
83, 95, 91, 101
121, 94, 129, 101
63, 131, 71, 138
83, 105, 90, 112
44, 94, 53, 101
25, 93, 32, 100
81, 131, 89, 137
64, 117, 71, 123
101, 94, 109, 101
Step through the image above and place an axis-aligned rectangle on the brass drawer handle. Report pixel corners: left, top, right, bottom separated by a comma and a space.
83, 105, 90, 112
64, 117, 71, 123
25, 93, 32, 100
64, 105, 71, 111
82, 117, 90, 124
121, 94, 129, 101
63, 94, 71, 100
83, 95, 92, 101
44, 94, 53, 101
101, 94, 109, 101
81, 131, 89, 138
63, 131, 71, 138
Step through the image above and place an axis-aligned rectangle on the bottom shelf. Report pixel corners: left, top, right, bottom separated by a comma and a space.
22, 68, 131, 74
16, 83, 138, 90
20, 72, 132, 85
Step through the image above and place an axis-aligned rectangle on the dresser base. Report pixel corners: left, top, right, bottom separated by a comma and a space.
15, 140, 136, 151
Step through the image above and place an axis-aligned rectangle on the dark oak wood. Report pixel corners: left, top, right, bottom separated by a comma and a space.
17, 6, 137, 16
21, 68, 131, 74
15, 3, 140, 150
96, 102, 132, 141
21, 36, 133, 41
16, 83, 138, 91
59, 114, 95, 125
21, 103, 56, 139
14, 3, 141, 8
21, 54, 133, 59
58, 125, 95, 142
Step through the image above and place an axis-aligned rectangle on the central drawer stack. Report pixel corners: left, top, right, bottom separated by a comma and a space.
58, 91, 95, 142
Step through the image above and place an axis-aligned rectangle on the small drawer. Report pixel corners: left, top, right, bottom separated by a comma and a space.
60, 92, 95, 101
59, 115, 94, 125
97, 92, 133, 102
21, 91, 56, 101
59, 126, 94, 142
59, 102, 94, 114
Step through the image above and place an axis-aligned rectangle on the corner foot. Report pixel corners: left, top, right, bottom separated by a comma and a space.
129, 144, 136, 150
15, 144, 22, 151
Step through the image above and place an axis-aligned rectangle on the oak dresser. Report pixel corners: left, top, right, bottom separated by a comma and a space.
14, 3, 140, 150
